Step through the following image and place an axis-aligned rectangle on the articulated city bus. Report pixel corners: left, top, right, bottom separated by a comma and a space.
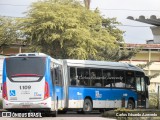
2, 53, 62, 116
61, 59, 150, 113
2, 53, 150, 115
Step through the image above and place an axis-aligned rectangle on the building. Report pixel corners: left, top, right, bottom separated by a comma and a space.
0, 43, 27, 55
123, 15, 160, 92
122, 43, 160, 92
127, 15, 160, 44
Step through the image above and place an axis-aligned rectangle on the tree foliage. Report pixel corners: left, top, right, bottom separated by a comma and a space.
19, 0, 136, 60
0, 16, 18, 53
137, 61, 154, 69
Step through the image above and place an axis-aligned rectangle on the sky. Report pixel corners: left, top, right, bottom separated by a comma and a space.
0, 0, 160, 44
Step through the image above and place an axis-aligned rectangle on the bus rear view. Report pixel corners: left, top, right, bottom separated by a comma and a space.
2, 54, 57, 116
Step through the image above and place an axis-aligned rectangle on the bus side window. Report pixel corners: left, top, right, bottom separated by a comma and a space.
50, 68, 54, 85
54, 64, 63, 86
70, 67, 78, 86
103, 70, 114, 87
77, 68, 89, 86
54, 64, 59, 85
126, 71, 135, 88
135, 71, 146, 91
90, 69, 102, 87
136, 77, 141, 91
58, 65, 63, 86
115, 70, 125, 88
141, 77, 146, 91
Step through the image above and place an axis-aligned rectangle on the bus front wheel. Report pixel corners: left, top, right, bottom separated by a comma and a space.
127, 100, 135, 109
83, 98, 92, 113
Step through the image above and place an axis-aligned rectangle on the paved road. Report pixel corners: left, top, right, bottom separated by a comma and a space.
0, 111, 116, 120
1, 117, 115, 120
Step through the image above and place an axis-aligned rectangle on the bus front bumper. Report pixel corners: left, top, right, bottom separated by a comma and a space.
3, 97, 53, 110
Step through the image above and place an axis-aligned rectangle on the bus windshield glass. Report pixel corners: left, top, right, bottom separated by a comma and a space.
6, 57, 46, 82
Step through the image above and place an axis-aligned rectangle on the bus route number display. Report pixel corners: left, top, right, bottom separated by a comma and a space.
20, 85, 31, 90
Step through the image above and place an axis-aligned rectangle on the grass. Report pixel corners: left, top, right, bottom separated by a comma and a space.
149, 93, 159, 109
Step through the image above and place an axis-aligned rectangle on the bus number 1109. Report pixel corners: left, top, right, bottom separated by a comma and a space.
20, 85, 31, 90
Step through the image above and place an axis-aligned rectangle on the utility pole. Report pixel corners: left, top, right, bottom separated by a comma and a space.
158, 86, 160, 109
84, 0, 91, 9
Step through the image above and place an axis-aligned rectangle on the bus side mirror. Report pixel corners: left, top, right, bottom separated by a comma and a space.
145, 76, 150, 85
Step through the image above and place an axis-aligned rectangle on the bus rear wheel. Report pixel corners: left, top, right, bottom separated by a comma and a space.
83, 98, 92, 113
50, 111, 57, 117
127, 100, 135, 109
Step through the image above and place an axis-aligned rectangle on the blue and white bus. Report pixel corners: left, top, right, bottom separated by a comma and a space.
2, 53, 63, 116
61, 59, 150, 113
2, 53, 150, 115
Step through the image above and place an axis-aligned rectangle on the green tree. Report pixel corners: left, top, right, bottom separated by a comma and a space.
19, 0, 136, 60
0, 16, 18, 53
137, 61, 153, 69
102, 17, 124, 42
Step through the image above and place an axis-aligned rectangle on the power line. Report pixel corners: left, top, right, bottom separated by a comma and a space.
0, 3, 29, 6
91, 8, 160, 12
116, 25, 152, 27
0, 17, 153, 28
0, 14, 154, 28
0, 3, 160, 12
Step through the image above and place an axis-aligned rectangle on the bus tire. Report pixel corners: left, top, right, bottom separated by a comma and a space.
58, 110, 67, 114
51, 111, 57, 117
99, 109, 105, 113
83, 98, 92, 113
127, 100, 135, 109
50, 99, 58, 117
77, 111, 84, 114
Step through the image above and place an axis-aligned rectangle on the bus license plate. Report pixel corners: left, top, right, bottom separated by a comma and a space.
22, 105, 31, 108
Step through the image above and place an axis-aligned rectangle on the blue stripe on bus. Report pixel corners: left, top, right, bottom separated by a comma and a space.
2, 59, 6, 83
68, 86, 137, 101
55, 86, 64, 100
45, 57, 53, 97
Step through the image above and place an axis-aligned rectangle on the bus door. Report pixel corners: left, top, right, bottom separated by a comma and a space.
53, 64, 63, 109
136, 77, 146, 108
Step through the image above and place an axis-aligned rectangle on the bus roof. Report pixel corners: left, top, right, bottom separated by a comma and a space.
5, 53, 63, 65
16, 53, 48, 57
64, 59, 143, 72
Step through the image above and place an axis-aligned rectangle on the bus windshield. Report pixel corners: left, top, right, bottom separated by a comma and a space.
6, 57, 46, 82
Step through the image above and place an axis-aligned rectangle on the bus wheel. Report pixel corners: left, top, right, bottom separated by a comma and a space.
127, 100, 135, 109
58, 110, 67, 114
99, 109, 105, 113
50, 99, 58, 117
83, 98, 92, 113
50, 111, 57, 117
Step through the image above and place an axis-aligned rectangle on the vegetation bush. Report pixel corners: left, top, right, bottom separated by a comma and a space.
0, 100, 2, 109
103, 108, 159, 120
149, 93, 158, 109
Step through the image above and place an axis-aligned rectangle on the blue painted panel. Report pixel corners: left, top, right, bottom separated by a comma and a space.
45, 56, 64, 100
2, 59, 6, 83
55, 86, 64, 100
68, 86, 137, 101
45, 57, 53, 97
